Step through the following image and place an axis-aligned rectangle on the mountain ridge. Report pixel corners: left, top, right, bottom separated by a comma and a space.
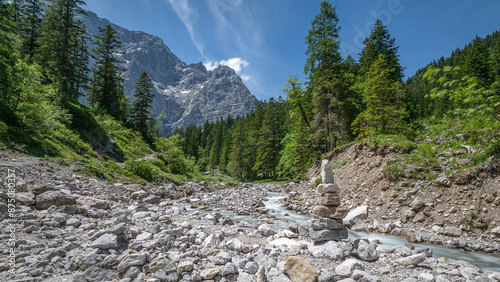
81, 11, 258, 135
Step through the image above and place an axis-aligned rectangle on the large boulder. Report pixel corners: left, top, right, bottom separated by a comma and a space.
308, 241, 354, 260
36, 191, 76, 209
343, 206, 368, 227
91, 234, 118, 249
355, 239, 379, 262
76, 196, 110, 210
15, 192, 35, 206
395, 253, 426, 266
117, 253, 147, 273
443, 226, 462, 237
284, 256, 318, 282
335, 259, 364, 277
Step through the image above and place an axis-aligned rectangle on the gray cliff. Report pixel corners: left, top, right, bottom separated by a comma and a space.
82, 11, 258, 135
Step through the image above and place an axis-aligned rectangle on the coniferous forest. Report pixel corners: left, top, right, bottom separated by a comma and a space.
174, 3, 500, 181
0, 0, 499, 184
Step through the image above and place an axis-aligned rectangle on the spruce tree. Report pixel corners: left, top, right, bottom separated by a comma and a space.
305, 1, 352, 152
278, 74, 317, 178
88, 24, 127, 120
38, 0, 88, 106
0, 1, 17, 115
359, 19, 403, 81
227, 117, 246, 181
253, 97, 287, 179
493, 35, 500, 81
463, 36, 491, 86
352, 54, 407, 134
304, 1, 341, 77
19, 0, 43, 60
131, 71, 156, 138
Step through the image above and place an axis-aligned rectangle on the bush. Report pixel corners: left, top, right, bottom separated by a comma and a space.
124, 159, 167, 181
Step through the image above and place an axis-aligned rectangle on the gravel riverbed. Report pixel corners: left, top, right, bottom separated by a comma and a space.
1, 153, 500, 282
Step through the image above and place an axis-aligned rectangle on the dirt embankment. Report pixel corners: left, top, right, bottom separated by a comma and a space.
292, 142, 500, 249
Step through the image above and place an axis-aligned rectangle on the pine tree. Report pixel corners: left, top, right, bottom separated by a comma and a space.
227, 117, 246, 181
0, 1, 17, 116
352, 54, 407, 134
253, 97, 287, 179
131, 71, 156, 138
305, 1, 353, 152
19, 0, 43, 60
278, 74, 317, 178
88, 24, 127, 120
209, 119, 223, 170
359, 19, 403, 81
463, 36, 491, 86
493, 35, 500, 81
304, 1, 341, 78
38, 0, 88, 106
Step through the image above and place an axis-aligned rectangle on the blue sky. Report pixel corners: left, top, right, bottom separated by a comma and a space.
84, 0, 500, 101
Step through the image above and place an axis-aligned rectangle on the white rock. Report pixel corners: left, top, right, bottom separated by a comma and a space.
418, 273, 435, 282
395, 253, 426, 266
320, 159, 335, 184
335, 259, 364, 277
343, 206, 368, 226
91, 233, 118, 249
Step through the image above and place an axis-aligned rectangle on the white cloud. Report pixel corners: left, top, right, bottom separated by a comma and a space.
240, 74, 251, 82
167, 0, 204, 55
204, 57, 251, 81
205, 0, 243, 27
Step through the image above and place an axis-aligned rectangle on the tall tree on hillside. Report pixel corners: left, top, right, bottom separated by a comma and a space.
359, 19, 403, 81
38, 0, 88, 106
0, 0, 17, 117
19, 0, 43, 60
463, 36, 491, 86
278, 74, 317, 178
253, 97, 287, 179
352, 54, 407, 135
227, 117, 246, 181
209, 119, 223, 170
305, 1, 353, 152
304, 1, 341, 77
87, 24, 127, 120
493, 35, 500, 81
131, 71, 156, 138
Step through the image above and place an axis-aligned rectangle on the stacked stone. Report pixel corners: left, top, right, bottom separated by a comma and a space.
310, 159, 348, 243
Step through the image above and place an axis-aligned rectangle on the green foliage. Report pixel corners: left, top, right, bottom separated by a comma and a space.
37, 0, 88, 106
253, 97, 287, 179
96, 114, 154, 161
156, 135, 195, 174
424, 66, 500, 122
65, 103, 108, 147
463, 36, 492, 86
88, 24, 127, 120
353, 54, 407, 135
131, 71, 156, 138
304, 1, 341, 77
19, 0, 43, 60
359, 19, 403, 81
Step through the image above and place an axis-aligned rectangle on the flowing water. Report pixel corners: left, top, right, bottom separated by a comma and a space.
175, 193, 500, 272
264, 194, 500, 272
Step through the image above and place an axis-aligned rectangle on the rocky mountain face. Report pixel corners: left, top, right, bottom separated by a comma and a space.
82, 11, 258, 135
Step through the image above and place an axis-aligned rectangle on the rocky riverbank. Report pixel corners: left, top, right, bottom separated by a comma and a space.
1, 152, 500, 282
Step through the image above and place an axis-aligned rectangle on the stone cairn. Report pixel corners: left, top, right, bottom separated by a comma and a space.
310, 159, 348, 243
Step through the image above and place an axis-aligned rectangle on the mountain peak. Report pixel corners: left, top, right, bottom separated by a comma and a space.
82, 11, 257, 135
